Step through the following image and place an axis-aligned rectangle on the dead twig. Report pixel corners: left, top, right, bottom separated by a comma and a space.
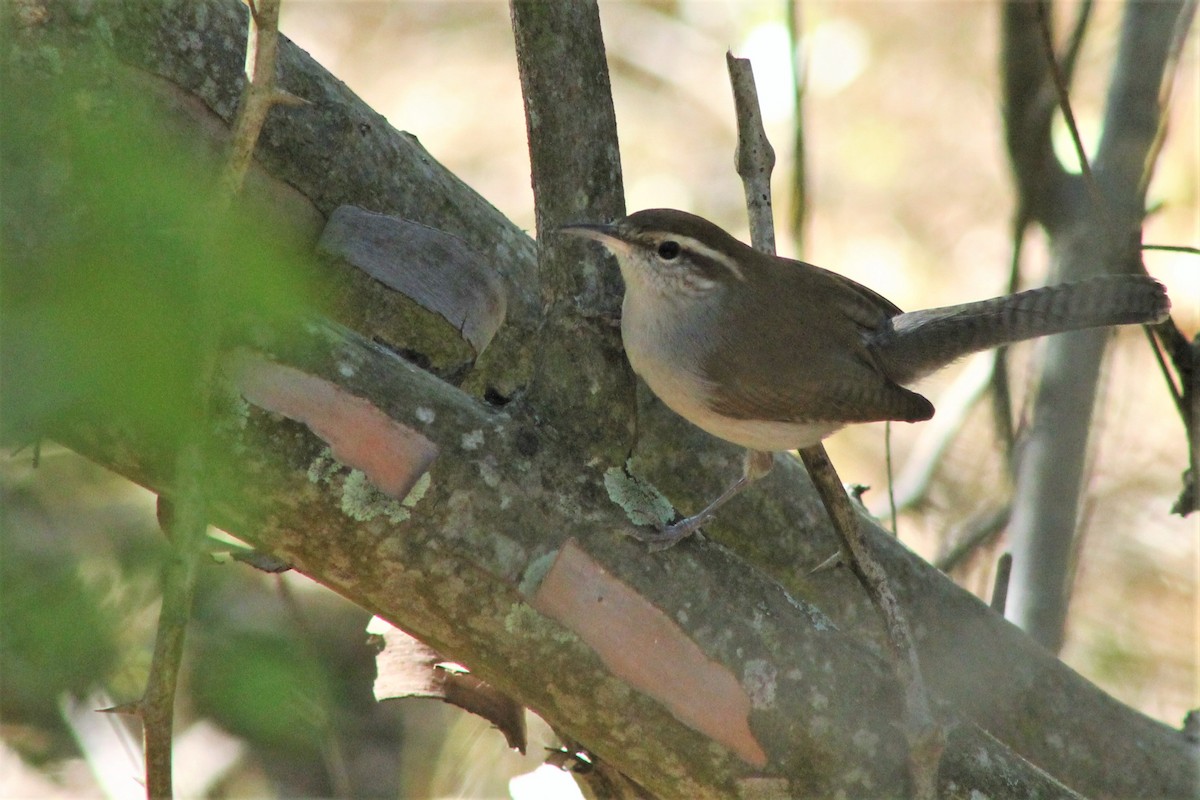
726, 51, 943, 800
137, 2, 290, 796
991, 552, 1014, 615
219, 0, 304, 204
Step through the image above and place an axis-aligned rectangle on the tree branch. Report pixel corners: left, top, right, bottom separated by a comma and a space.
726, 50, 941, 797
52, 313, 1097, 798
510, 0, 636, 465
1003, 0, 1189, 650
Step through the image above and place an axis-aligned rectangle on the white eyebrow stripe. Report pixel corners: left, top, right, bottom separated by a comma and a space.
669, 235, 746, 282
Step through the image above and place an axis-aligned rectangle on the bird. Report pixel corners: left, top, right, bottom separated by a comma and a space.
561, 208, 1170, 547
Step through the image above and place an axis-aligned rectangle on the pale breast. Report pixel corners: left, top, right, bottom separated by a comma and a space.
621, 290, 844, 451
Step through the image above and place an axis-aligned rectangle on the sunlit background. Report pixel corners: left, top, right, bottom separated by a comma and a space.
3, 2, 1196, 798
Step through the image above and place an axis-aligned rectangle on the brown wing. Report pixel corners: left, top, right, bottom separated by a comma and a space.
700, 257, 934, 425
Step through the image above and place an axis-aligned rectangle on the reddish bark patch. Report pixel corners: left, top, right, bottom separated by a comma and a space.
230, 351, 438, 500
531, 539, 768, 767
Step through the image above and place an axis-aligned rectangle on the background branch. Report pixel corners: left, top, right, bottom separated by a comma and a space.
1002, 0, 1188, 651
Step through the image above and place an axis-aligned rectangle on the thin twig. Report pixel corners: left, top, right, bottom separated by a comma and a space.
141, 493, 205, 799
219, 0, 296, 204
798, 448, 943, 799
726, 52, 942, 800
935, 504, 1013, 573
1059, 0, 1095, 87
990, 552, 1014, 615
137, 3, 290, 796
1146, 326, 1185, 415
726, 51, 776, 253
1034, 3, 1108, 220
1143, 244, 1200, 255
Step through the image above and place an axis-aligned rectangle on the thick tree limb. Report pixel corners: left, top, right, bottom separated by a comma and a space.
55, 316, 1087, 799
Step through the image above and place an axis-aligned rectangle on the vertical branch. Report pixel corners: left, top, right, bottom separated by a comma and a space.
1003, 0, 1188, 650
786, 0, 809, 249
510, 0, 635, 465
139, 2, 292, 796
726, 51, 776, 253
726, 53, 943, 800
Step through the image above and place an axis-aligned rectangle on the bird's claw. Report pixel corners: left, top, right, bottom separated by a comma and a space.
628, 513, 712, 551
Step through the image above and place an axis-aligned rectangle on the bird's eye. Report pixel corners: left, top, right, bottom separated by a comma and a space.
656, 240, 681, 260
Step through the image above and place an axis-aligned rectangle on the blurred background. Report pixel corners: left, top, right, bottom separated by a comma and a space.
3, 1, 1196, 798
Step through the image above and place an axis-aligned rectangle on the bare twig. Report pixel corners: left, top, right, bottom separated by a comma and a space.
1059, 0, 1095, 87
141, 493, 205, 799
1143, 243, 1200, 256
219, 0, 299, 204
726, 51, 776, 253
726, 52, 943, 800
798, 448, 943, 799
1034, 3, 1107, 219
138, 3, 290, 796
936, 505, 1012, 573
991, 552, 1014, 615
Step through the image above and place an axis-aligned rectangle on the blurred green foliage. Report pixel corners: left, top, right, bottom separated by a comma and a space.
0, 54, 337, 786
191, 630, 332, 755
0, 540, 122, 731
0, 65, 315, 446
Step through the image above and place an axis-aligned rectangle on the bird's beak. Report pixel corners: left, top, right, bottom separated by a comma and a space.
558, 222, 621, 246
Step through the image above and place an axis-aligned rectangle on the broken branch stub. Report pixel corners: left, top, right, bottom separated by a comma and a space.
317, 206, 508, 382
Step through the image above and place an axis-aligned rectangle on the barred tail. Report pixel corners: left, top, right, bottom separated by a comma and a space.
873, 275, 1169, 383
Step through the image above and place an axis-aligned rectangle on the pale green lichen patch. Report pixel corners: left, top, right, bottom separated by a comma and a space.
504, 602, 576, 644
603, 462, 675, 528
307, 449, 425, 524
402, 472, 431, 508
519, 550, 559, 597
782, 590, 835, 631
306, 447, 339, 485
341, 469, 411, 524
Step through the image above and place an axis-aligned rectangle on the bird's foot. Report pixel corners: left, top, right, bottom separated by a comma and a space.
628, 512, 712, 552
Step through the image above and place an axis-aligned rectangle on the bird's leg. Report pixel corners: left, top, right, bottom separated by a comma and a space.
632, 450, 775, 551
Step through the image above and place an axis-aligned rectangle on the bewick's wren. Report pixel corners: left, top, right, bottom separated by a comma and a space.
561, 208, 1170, 547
